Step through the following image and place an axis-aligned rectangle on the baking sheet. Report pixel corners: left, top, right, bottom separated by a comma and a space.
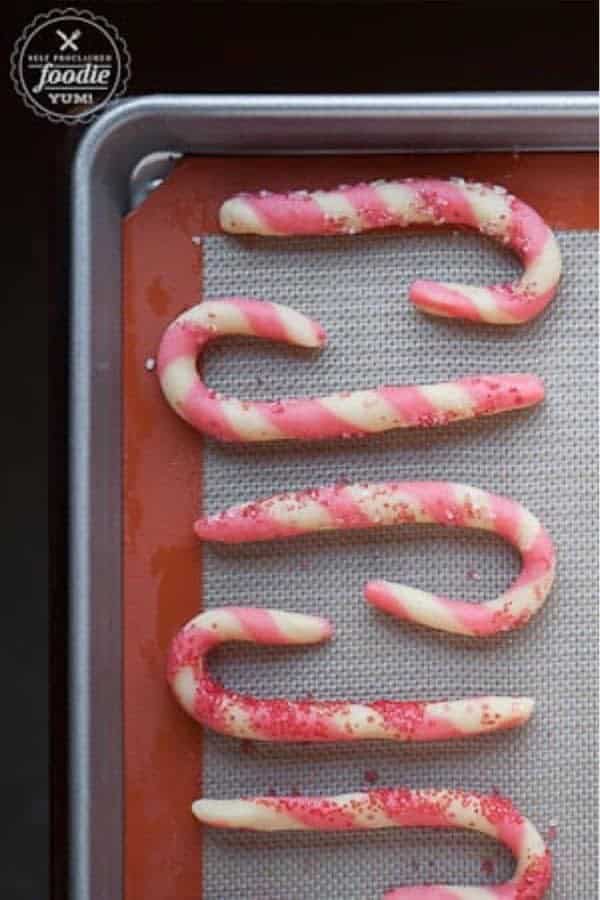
200, 228, 598, 898
119, 150, 598, 900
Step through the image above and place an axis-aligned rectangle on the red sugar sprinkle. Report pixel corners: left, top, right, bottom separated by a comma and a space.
364, 770, 379, 785
481, 857, 495, 877
370, 700, 427, 738
479, 794, 523, 828
166, 626, 217, 680
514, 850, 553, 898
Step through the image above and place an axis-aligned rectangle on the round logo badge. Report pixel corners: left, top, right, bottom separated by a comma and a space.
10, 7, 131, 124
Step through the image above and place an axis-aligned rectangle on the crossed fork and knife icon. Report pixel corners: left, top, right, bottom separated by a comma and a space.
56, 28, 81, 51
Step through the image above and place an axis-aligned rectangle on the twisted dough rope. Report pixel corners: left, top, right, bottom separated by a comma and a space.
168, 607, 534, 742
193, 787, 552, 899
219, 178, 562, 325
195, 482, 556, 637
157, 298, 544, 441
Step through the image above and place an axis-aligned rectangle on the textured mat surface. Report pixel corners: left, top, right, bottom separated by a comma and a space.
197, 229, 597, 898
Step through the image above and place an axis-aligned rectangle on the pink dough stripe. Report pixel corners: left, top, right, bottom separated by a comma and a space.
412, 179, 480, 227
255, 398, 368, 440
509, 198, 550, 264
246, 194, 333, 234
408, 281, 486, 322
343, 183, 394, 228
318, 485, 376, 528
229, 608, 290, 644
228, 296, 292, 341
182, 382, 241, 442
378, 385, 439, 425
219, 178, 562, 325
518, 530, 557, 582
403, 481, 467, 527
195, 481, 556, 636
156, 320, 208, 372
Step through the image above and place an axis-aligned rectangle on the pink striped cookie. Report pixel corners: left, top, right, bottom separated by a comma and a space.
194, 787, 552, 898
220, 178, 561, 324
195, 481, 556, 637
168, 607, 534, 742
157, 298, 544, 441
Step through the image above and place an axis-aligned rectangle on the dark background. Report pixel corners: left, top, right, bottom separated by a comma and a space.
1, 1, 596, 897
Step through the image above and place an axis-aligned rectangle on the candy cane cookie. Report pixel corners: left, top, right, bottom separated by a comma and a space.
220, 179, 561, 325
193, 787, 552, 899
168, 607, 534, 741
157, 298, 544, 441
195, 482, 556, 637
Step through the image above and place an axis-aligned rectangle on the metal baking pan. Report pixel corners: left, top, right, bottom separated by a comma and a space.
70, 92, 598, 900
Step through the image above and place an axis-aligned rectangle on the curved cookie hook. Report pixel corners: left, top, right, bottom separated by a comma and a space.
219, 178, 562, 325
157, 298, 544, 441
168, 607, 533, 741
195, 481, 556, 637
194, 787, 552, 898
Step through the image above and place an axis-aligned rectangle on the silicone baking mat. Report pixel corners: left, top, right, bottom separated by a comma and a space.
123, 155, 598, 900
